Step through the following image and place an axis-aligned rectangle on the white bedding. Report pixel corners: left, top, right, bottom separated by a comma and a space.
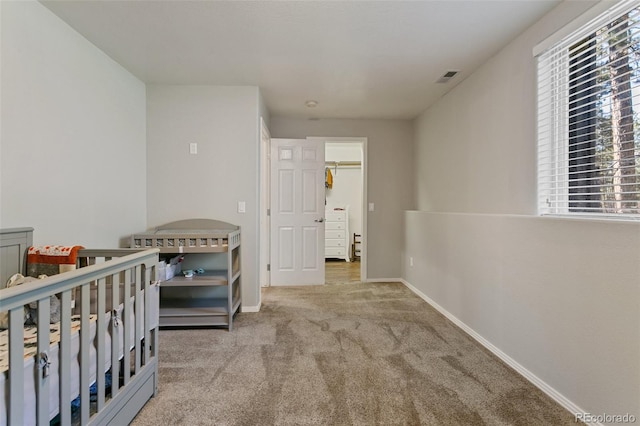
0, 284, 159, 426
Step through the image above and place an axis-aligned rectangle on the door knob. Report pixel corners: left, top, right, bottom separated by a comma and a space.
315, 218, 324, 223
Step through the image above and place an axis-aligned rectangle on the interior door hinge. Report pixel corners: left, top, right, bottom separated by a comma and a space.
267, 264, 271, 271
267, 209, 270, 216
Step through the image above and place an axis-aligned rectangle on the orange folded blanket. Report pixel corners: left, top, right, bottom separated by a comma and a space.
27, 245, 84, 277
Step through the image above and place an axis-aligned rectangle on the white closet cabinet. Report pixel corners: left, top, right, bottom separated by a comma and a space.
325, 207, 350, 262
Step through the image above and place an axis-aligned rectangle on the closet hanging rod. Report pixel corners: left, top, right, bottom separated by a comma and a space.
325, 161, 361, 167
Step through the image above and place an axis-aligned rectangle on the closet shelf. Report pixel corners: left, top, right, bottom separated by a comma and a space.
325, 161, 361, 167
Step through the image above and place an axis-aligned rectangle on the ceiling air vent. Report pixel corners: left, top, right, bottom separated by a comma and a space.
436, 70, 459, 84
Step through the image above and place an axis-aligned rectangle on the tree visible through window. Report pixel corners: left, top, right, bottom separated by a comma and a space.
538, 3, 640, 218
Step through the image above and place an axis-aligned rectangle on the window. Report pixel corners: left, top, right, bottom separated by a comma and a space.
537, 0, 640, 219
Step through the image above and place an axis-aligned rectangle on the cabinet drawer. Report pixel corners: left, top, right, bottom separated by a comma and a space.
325, 211, 346, 222
325, 222, 345, 231
325, 238, 346, 247
325, 247, 346, 256
325, 230, 345, 239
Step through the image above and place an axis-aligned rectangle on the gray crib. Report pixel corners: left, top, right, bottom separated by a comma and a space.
0, 228, 160, 425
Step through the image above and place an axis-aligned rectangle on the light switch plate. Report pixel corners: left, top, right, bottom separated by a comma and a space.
189, 143, 198, 154
238, 201, 246, 213
368, 202, 375, 212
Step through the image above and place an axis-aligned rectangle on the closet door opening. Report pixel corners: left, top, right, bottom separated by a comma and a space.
323, 140, 365, 285
261, 136, 367, 287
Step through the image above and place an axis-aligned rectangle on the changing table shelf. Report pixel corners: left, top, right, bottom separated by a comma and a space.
131, 219, 241, 330
160, 270, 234, 287
158, 298, 241, 327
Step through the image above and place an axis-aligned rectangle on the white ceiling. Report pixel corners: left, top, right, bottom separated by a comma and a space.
41, 0, 561, 120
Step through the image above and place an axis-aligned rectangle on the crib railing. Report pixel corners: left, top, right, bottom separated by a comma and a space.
131, 229, 240, 253
0, 248, 159, 426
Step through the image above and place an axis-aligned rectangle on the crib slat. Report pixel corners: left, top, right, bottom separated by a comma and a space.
111, 271, 121, 396
122, 268, 131, 385
80, 284, 90, 425
36, 297, 50, 426
144, 264, 151, 364
8, 309, 25, 425
227, 245, 233, 331
134, 265, 142, 373
96, 277, 106, 411
59, 290, 72, 426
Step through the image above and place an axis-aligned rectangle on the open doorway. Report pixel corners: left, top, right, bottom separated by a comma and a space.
261, 135, 367, 287
324, 141, 364, 284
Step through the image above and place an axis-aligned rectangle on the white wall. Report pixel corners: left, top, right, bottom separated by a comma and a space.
270, 117, 414, 279
325, 142, 363, 252
146, 85, 261, 309
0, 1, 147, 247
407, 0, 639, 420
404, 212, 640, 419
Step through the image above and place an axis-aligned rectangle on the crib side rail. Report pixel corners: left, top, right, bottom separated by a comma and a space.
0, 248, 159, 426
1, 249, 158, 311
77, 248, 148, 262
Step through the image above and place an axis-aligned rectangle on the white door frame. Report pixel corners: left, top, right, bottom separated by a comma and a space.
309, 137, 367, 282
259, 117, 271, 289
259, 135, 368, 286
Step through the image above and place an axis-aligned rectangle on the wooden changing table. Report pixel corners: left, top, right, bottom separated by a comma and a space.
131, 219, 241, 330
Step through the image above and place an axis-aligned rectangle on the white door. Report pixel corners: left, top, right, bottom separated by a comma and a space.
270, 138, 325, 285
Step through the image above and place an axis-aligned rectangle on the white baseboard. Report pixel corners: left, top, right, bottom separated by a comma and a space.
364, 278, 402, 283
400, 278, 598, 426
241, 304, 261, 313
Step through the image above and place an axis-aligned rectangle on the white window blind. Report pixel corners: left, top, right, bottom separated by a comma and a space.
537, 0, 640, 219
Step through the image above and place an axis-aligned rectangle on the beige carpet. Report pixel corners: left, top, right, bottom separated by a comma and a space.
132, 281, 578, 425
